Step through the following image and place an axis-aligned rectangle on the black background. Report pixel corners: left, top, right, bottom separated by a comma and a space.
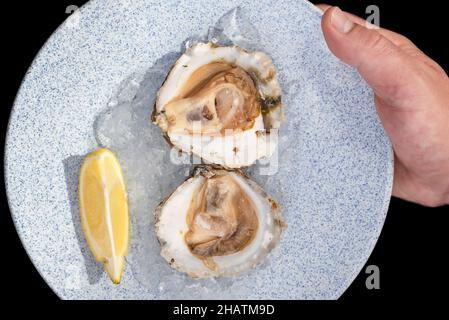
1, 0, 448, 307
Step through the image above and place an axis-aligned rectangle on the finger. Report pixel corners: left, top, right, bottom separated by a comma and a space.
339, 11, 417, 50
317, 4, 417, 49
321, 7, 418, 104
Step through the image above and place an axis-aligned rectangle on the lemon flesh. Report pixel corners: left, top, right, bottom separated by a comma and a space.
78, 148, 129, 284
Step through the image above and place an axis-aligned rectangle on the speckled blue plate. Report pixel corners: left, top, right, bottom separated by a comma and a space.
5, 0, 393, 300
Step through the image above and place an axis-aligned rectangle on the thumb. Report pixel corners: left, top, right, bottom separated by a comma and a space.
321, 7, 414, 104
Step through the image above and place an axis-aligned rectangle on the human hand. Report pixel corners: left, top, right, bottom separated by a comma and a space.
318, 5, 449, 207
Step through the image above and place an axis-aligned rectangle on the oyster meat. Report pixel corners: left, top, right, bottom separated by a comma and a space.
155, 166, 285, 278
153, 42, 283, 168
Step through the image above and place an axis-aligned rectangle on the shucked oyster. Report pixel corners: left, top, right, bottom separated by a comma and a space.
155, 166, 285, 278
153, 42, 283, 168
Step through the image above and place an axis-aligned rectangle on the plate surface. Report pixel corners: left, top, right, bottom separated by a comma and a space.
5, 0, 393, 299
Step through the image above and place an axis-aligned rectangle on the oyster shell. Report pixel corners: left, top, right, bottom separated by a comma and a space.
153, 42, 283, 168
155, 166, 285, 278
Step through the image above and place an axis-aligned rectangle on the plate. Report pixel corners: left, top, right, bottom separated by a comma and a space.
5, 0, 393, 299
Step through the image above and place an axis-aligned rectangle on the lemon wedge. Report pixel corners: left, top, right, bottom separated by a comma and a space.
78, 148, 129, 284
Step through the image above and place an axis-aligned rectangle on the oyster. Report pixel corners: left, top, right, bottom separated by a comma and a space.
153, 42, 283, 168
155, 166, 285, 278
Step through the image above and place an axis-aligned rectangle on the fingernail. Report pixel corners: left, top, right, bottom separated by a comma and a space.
331, 7, 354, 33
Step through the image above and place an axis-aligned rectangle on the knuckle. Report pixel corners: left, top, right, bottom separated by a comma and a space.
364, 30, 388, 51
397, 35, 416, 48
355, 27, 393, 57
